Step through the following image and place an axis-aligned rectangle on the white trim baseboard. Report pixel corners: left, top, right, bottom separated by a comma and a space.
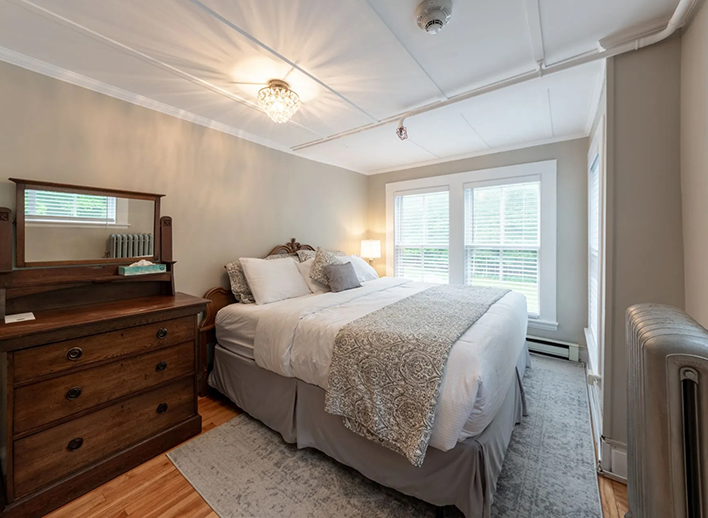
527, 319, 559, 331
587, 374, 603, 462
600, 438, 628, 481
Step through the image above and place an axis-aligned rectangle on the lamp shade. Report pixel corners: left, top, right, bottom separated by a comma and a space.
360, 240, 381, 259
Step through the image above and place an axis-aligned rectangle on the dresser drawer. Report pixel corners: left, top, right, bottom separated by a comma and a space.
14, 341, 194, 435
13, 377, 195, 498
13, 316, 195, 383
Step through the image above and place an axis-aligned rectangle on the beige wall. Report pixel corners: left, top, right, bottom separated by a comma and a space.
603, 35, 685, 445
0, 61, 367, 296
681, 1, 708, 328
367, 138, 589, 345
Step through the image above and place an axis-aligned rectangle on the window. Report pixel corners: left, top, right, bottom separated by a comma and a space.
394, 189, 449, 283
25, 189, 117, 225
587, 155, 601, 349
386, 161, 556, 329
464, 180, 541, 315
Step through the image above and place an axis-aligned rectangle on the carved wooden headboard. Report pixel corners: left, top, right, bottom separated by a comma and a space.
197, 238, 315, 395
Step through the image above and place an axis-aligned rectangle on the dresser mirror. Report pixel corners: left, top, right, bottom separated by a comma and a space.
11, 178, 163, 267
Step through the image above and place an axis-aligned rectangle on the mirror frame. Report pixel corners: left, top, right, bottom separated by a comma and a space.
11, 178, 165, 268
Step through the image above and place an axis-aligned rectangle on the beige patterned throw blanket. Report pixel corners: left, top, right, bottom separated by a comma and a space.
324, 284, 510, 467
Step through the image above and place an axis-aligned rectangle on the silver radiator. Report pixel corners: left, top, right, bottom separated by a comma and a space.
626, 304, 708, 518
108, 233, 153, 259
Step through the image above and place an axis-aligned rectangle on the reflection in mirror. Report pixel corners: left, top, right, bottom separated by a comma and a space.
24, 188, 156, 263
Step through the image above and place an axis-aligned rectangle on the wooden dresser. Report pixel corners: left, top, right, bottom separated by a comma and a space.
0, 181, 208, 517
0, 294, 206, 517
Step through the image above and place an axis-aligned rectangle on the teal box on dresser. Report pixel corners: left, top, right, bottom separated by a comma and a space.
118, 264, 167, 276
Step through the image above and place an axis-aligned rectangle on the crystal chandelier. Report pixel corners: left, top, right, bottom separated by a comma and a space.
257, 79, 301, 123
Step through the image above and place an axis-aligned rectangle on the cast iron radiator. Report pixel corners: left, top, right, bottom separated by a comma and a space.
626, 304, 708, 518
108, 233, 153, 258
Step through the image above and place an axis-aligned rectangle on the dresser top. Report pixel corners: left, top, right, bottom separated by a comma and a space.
0, 292, 207, 349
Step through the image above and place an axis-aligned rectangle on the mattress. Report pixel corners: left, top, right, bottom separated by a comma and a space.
215, 301, 259, 359
214, 277, 528, 450
215, 294, 317, 359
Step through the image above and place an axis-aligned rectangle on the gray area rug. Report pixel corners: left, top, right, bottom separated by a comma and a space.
491, 355, 602, 518
168, 355, 601, 518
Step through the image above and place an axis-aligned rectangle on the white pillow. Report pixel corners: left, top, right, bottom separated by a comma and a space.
239, 257, 311, 305
296, 258, 330, 294
340, 255, 379, 282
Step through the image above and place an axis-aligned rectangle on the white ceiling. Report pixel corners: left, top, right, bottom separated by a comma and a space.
0, 0, 680, 174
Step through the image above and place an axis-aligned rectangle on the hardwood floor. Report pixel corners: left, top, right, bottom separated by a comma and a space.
46, 393, 241, 518
46, 392, 626, 518
598, 475, 629, 518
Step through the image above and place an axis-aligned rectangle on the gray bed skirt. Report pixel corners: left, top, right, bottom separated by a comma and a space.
209, 344, 530, 518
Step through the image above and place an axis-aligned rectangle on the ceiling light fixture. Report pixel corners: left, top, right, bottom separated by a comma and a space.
257, 79, 301, 123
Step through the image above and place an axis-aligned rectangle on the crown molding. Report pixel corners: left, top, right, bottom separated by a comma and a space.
585, 63, 606, 135
0, 46, 302, 157
365, 132, 589, 176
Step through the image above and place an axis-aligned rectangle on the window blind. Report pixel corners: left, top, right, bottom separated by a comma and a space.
464, 181, 540, 315
394, 190, 449, 283
25, 189, 117, 225
588, 155, 601, 348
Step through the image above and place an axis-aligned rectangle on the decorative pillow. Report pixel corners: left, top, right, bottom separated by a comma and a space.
296, 249, 316, 262
340, 255, 379, 283
225, 253, 300, 303
296, 258, 330, 294
240, 256, 311, 305
269, 252, 299, 261
296, 249, 344, 262
225, 261, 255, 304
310, 247, 347, 285
323, 262, 362, 293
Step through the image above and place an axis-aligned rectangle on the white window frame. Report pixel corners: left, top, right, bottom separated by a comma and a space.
25, 192, 130, 229
585, 118, 606, 378
386, 160, 557, 331
463, 175, 542, 317
393, 186, 450, 283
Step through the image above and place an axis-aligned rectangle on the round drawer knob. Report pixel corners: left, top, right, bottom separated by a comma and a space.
65, 386, 83, 400
156, 328, 168, 339
65, 347, 83, 361
156, 361, 168, 372
67, 438, 84, 452
156, 403, 169, 414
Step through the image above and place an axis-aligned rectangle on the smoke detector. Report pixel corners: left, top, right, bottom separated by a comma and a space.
416, 0, 453, 35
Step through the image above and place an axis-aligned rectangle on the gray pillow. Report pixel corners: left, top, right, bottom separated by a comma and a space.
310, 247, 346, 285
323, 262, 362, 293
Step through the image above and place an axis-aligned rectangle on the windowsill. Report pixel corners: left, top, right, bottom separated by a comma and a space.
527, 318, 559, 331
26, 221, 131, 230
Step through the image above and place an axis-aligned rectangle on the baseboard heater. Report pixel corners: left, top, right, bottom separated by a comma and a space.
526, 336, 580, 362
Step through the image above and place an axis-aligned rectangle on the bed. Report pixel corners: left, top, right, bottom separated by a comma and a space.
198, 239, 530, 518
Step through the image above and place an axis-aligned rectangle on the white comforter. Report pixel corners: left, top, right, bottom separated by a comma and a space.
253, 277, 528, 451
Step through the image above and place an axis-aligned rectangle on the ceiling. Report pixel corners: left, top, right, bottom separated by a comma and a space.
0, 0, 680, 174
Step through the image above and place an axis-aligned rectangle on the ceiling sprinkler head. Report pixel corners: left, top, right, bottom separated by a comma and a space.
396, 125, 408, 141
